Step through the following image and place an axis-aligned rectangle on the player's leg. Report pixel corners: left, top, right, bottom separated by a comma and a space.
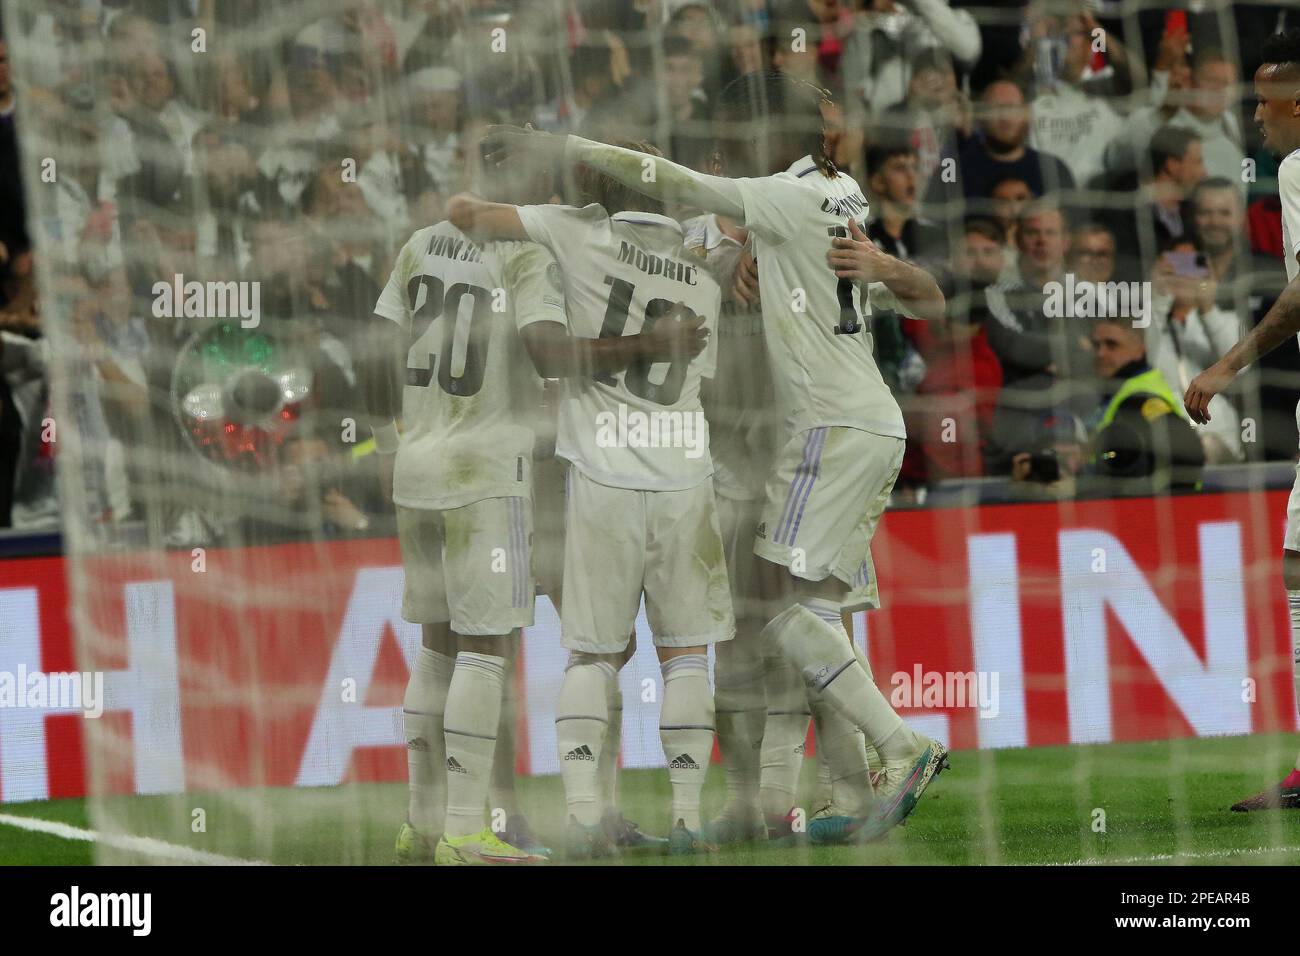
395, 506, 456, 863
703, 494, 767, 844
434, 496, 544, 864
754, 428, 947, 842
758, 644, 812, 838
644, 480, 735, 854
555, 471, 645, 858
487, 657, 553, 858
1231, 546, 1300, 811
545, 588, 661, 850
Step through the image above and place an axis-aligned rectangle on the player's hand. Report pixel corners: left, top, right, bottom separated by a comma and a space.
731, 249, 760, 307
828, 218, 891, 282
642, 306, 708, 362
1183, 360, 1236, 425
482, 124, 566, 170
324, 489, 368, 530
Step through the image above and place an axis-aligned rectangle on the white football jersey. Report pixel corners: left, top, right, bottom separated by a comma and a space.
682, 213, 774, 501
1279, 148, 1300, 292
373, 221, 562, 510
516, 204, 721, 491
733, 156, 907, 440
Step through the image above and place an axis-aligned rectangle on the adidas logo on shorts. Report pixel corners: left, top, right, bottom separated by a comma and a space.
755, 522, 767, 540
446, 756, 468, 774
669, 753, 700, 770
407, 737, 429, 752
564, 745, 596, 762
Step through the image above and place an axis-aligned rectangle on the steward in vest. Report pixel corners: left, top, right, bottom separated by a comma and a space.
1088, 318, 1204, 492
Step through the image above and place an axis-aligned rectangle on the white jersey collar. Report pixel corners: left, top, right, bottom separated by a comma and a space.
611, 211, 684, 237
786, 155, 821, 178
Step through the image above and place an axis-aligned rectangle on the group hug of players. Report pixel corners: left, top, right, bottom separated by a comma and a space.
367, 70, 954, 865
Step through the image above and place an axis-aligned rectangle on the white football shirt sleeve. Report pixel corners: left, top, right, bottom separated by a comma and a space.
500, 241, 568, 330
696, 282, 722, 380
373, 229, 426, 328
865, 280, 901, 316
732, 175, 814, 245
1280, 153, 1300, 267
516, 202, 606, 256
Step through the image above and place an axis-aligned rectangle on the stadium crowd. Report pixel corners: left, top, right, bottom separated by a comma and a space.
0, 0, 1296, 543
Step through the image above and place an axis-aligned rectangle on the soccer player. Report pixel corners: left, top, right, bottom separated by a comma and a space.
449, 141, 733, 855
366, 154, 565, 865
685, 207, 879, 844
682, 209, 778, 843
1184, 28, 1300, 812
482, 71, 949, 843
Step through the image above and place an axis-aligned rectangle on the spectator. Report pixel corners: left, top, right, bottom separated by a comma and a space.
1006, 410, 1088, 500
1191, 176, 1294, 459
1000, 199, 1071, 294
841, 0, 982, 122
1068, 222, 1118, 284
405, 66, 462, 194
899, 218, 1005, 482
983, 202, 1095, 470
1102, 125, 1206, 282
1143, 239, 1244, 463
864, 141, 946, 264
1022, 9, 1130, 189
934, 80, 1075, 214
1106, 48, 1244, 196
987, 174, 1032, 252
877, 48, 972, 190
1087, 317, 1205, 493
535, 43, 617, 135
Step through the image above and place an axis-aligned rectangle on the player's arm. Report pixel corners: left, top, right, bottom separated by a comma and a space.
483, 126, 747, 221
1185, 269, 1300, 424
519, 314, 708, 380
499, 238, 710, 379
828, 218, 945, 321
445, 194, 529, 242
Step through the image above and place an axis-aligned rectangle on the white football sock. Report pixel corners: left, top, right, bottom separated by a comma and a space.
488, 660, 520, 819
713, 633, 766, 822
403, 646, 454, 836
809, 688, 874, 815
760, 655, 810, 819
848, 632, 883, 775
443, 652, 506, 839
659, 653, 714, 832
556, 655, 614, 826
1289, 591, 1300, 772
598, 675, 623, 813
812, 720, 833, 810
765, 600, 920, 761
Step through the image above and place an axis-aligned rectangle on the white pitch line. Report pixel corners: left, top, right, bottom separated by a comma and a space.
1055, 844, 1300, 867
0, 812, 269, 866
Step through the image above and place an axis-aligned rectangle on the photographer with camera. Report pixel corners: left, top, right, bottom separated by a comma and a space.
1007, 410, 1087, 500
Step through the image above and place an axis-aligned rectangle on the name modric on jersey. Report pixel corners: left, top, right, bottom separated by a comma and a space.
617, 240, 698, 286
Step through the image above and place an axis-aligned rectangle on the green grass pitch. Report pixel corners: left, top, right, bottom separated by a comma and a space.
3, 733, 1299, 866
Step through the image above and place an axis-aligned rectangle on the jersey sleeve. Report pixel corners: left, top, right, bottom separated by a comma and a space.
865, 280, 901, 315
1280, 154, 1300, 266
695, 279, 722, 381
732, 175, 809, 246
372, 228, 430, 329
516, 203, 607, 255
499, 241, 568, 330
